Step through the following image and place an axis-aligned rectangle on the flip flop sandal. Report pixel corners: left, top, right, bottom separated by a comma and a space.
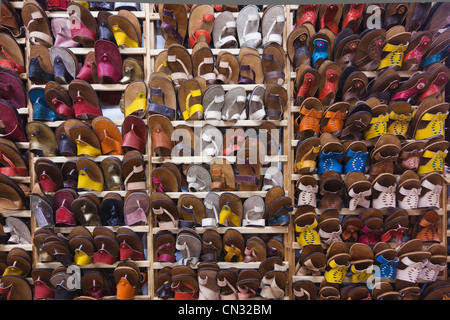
97, 11, 116, 44
152, 166, 179, 193
244, 236, 267, 262
215, 51, 239, 84
410, 98, 449, 140
386, 101, 413, 139
416, 63, 450, 103
309, 28, 336, 68
21, 0, 53, 47
344, 171, 371, 211
237, 270, 261, 299
369, 132, 401, 175
67, 1, 98, 47
332, 29, 360, 68
119, 57, 144, 84
293, 136, 321, 174
242, 195, 265, 227
54, 124, 75, 157
31, 268, 55, 299
122, 81, 147, 119
341, 4, 365, 32
176, 228, 202, 266
159, 4, 188, 47
318, 4, 343, 36
155, 266, 174, 299
420, 31, 450, 70
53, 188, 77, 226
354, 28, 386, 71
213, 11, 237, 49
3, 219, 31, 247
417, 137, 449, 175
200, 125, 222, 157
236, 5, 262, 48
191, 42, 216, 84
363, 101, 389, 141
317, 210, 342, 247
223, 228, 245, 262
391, 73, 428, 102
0, 70, 26, 110
186, 165, 211, 192
49, 46, 78, 84
35, 158, 62, 192
66, 122, 102, 157
317, 132, 344, 174
217, 269, 238, 299
402, 31, 433, 71
178, 78, 203, 120
336, 67, 367, 107
340, 102, 372, 140
221, 87, 247, 121
177, 194, 205, 228
75, 51, 97, 84
294, 65, 320, 106
202, 85, 225, 120
100, 157, 123, 191
377, 26, 411, 71
317, 60, 342, 107
266, 186, 292, 227
29, 87, 61, 121
113, 261, 140, 299
202, 192, 220, 227
295, 4, 320, 27
122, 150, 146, 191
0, 139, 27, 177
153, 50, 172, 77
172, 124, 194, 158
124, 191, 149, 226
0, 33, 25, 74
293, 280, 318, 300
187, 4, 214, 48
148, 114, 174, 157
171, 267, 199, 299
262, 43, 285, 85
235, 147, 262, 191
404, 2, 431, 32
28, 44, 54, 84
94, 39, 123, 84
92, 116, 123, 155
146, 73, 174, 119
121, 115, 147, 154
68, 79, 102, 119
383, 3, 409, 30
0, 0, 24, 38
109, 10, 141, 48
154, 230, 176, 263
238, 47, 264, 85
76, 158, 104, 192
68, 234, 95, 265
44, 81, 74, 119
262, 166, 283, 191
209, 158, 234, 192
294, 97, 323, 140
318, 170, 344, 210
222, 126, 246, 156
244, 85, 265, 120
343, 140, 368, 174
26, 121, 58, 156
371, 173, 397, 209
81, 270, 112, 297
287, 23, 315, 70
60, 160, 78, 189
320, 101, 349, 136
99, 193, 124, 226
150, 192, 179, 229
197, 263, 221, 300
261, 5, 285, 46
0, 275, 33, 300
218, 192, 243, 228
116, 227, 145, 261
0, 180, 27, 213
71, 195, 100, 226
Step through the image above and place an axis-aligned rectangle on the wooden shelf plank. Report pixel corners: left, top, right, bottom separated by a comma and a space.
33, 154, 149, 163
151, 155, 288, 164
35, 260, 150, 268
153, 261, 289, 270
52, 225, 150, 234
171, 119, 288, 127
153, 226, 289, 235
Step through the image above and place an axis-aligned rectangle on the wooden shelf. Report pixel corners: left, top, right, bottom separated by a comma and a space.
151, 155, 288, 164
152, 226, 289, 235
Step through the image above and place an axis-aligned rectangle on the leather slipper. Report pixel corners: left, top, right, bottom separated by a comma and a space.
148, 73, 176, 119
68, 1, 98, 47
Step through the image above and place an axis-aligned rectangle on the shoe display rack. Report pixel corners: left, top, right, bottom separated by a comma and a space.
0, 1, 448, 300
